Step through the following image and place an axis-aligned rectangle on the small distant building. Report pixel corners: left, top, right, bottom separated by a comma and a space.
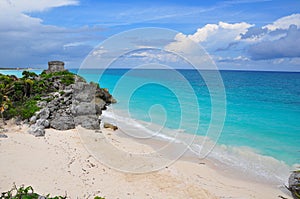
45, 61, 65, 73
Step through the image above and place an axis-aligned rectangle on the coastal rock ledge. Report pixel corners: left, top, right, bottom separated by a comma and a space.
28, 61, 116, 136
288, 170, 300, 199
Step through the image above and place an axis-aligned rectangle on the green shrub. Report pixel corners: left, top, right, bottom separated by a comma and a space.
22, 71, 37, 79
19, 99, 40, 119
40, 71, 75, 86
0, 185, 105, 199
61, 75, 74, 86
0, 74, 13, 85
5, 107, 17, 119
0, 185, 66, 199
32, 95, 41, 101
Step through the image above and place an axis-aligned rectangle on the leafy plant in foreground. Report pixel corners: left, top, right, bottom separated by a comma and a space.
0, 184, 64, 199
0, 185, 105, 199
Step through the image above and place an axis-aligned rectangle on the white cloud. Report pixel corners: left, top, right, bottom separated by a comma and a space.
181, 21, 254, 55
216, 55, 250, 63
163, 14, 300, 71
163, 21, 253, 69
188, 21, 253, 43
165, 33, 197, 54
241, 13, 300, 44
233, 55, 250, 61
63, 42, 85, 49
91, 47, 108, 57
0, 0, 78, 30
248, 25, 300, 60
127, 50, 181, 63
273, 58, 285, 65
188, 24, 219, 43
0, 0, 79, 12
164, 33, 217, 69
0, 0, 91, 68
264, 13, 300, 31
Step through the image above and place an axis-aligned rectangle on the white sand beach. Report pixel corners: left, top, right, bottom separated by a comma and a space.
0, 122, 292, 199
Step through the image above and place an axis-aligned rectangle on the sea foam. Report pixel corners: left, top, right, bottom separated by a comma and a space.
101, 107, 291, 185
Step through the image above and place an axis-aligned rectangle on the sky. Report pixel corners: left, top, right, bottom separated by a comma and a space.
0, 0, 300, 71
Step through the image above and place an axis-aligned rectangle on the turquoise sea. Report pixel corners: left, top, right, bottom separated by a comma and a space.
2, 68, 299, 183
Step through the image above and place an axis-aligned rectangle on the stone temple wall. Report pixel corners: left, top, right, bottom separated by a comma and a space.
46, 61, 65, 73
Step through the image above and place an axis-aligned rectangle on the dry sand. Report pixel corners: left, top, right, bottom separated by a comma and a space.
0, 122, 292, 199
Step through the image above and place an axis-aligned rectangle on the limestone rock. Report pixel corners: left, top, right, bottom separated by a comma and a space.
74, 115, 100, 129
29, 116, 37, 124
0, 134, 8, 138
72, 102, 97, 116
95, 98, 106, 112
36, 119, 50, 128
25, 63, 116, 135
50, 114, 75, 130
73, 82, 97, 102
37, 108, 50, 120
63, 89, 73, 96
28, 125, 45, 137
37, 101, 47, 108
103, 122, 118, 131
289, 171, 300, 198
96, 88, 116, 104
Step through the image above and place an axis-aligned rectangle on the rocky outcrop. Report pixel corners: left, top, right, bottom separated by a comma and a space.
288, 171, 300, 199
50, 114, 75, 130
26, 61, 116, 136
28, 70, 116, 136
74, 115, 100, 129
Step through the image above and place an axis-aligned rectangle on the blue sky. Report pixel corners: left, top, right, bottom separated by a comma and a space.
0, 0, 299, 71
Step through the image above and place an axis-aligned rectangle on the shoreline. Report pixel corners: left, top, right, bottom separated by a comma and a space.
0, 68, 43, 71
0, 120, 292, 198
101, 107, 292, 185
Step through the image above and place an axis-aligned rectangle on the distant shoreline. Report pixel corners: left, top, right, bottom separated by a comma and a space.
1, 68, 299, 73
0, 68, 43, 70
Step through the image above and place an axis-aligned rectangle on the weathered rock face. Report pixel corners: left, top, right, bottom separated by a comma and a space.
72, 102, 97, 116
289, 171, 300, 198
72, 82, 104, 130
73, 82, 97, 102
74, 115, 100, 129
28, 72, 116, 134
28, 125, 45, 137
45, 61, 65, 73
37, 108, 50, 120
50, 114, 75, 130
36, 118, 50, 128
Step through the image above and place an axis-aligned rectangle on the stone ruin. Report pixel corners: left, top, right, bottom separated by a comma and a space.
45, 61, 65, 73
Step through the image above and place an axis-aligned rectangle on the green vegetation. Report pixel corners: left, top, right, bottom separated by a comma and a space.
40, 71, 75, 86
0, 185, 105, 199
0, 70, 76, 121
